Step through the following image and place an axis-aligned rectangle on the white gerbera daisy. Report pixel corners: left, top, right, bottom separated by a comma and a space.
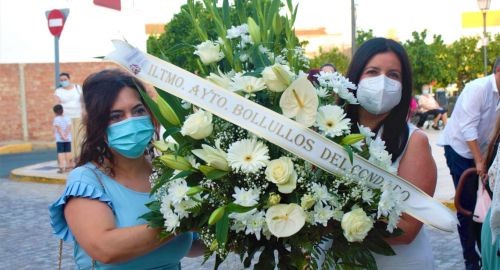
315, 105, 351, 137
230, 75, 266, 94
227, 138, 269, 173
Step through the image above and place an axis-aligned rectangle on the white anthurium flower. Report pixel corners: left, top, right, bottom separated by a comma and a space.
315, 105, 351, 137
279, 76, 319, 127
192, 143, 229, 171
180, 109, 213, 140
266, 203, 306, 238
265, 157, 297, 194
230, 75, 266, 95
194, 40, 225, 65
227, 138, 269, 173
261, 64, 293, 92
341, 208, 374, 242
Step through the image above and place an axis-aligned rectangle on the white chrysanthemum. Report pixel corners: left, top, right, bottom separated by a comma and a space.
227, 138, 269, 173
311, 183, 334, 204
167, 179, 189, 204
358, 124, 375, 144
174, 198, 198, 219
315, 105, 351, 137
161, 207, 180, 232
313, 203, 334, 227
378, 183, 404, 233
226, 24, 249, 39
245, 211, 266, 240
316, 87, 330, 98
368, 137, 393, 171
361, 188, 374, 204
337, 87, 358, 104
230, 75, 266, 94
232, 187, 260, 207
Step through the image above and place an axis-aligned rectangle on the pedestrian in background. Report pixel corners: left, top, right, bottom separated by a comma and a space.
320, 63, 336, 73
52, 104, 73, 173
54, 72, 82, 119
438, 57, 500, 270
54, 72, 84, 165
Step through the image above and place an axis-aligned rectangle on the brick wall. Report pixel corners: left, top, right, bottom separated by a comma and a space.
0, 61, 121, 142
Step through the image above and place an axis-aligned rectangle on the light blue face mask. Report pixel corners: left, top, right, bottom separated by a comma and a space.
107, 116, 154, 159
60, 81, 70, 87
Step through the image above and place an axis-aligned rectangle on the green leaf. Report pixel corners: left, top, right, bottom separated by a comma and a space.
171, 170, 193, 180
199, 165, 228, 179
215, 211, 229, 247
226, 202, 255, 213
162, 127, 181, 140
150, 169, 174, 194
221, 0, 231, 28
343, 144, 354, 164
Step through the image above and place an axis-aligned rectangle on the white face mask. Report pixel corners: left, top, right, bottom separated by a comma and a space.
422, 89, 430, 95
356, 74, 402, 115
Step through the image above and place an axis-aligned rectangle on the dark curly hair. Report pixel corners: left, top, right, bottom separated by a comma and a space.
76, 69, 157, 174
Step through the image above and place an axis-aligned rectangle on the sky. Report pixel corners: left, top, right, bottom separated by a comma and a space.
0, 0, 498, 63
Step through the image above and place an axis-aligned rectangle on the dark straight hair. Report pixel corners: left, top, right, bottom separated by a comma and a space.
77, 69, 157, 173
345, 38, 413, 162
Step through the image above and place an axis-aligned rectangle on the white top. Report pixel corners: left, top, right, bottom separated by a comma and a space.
53, 115, 72, 142
437, 74, 499, 159
373, 124, 435, 270
54, 84, 82, 119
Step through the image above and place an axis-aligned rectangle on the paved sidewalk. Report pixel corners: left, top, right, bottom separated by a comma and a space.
0, 128, 464, 269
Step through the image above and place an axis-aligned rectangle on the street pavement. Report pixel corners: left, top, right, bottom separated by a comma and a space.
0, 128, 466, 269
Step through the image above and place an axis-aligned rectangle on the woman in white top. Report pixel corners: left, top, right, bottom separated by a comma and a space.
54, 72, 82, 119
343, 38, 437, 269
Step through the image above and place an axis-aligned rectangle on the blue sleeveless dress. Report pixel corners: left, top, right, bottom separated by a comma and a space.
49, 163, 193, 269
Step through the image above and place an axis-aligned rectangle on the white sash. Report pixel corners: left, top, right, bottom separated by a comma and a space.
105, 40, 457, 232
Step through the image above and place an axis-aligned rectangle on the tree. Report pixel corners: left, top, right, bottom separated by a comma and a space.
309, 47, 350, 74
448, 36, 482, 90
356, 29, 374, 48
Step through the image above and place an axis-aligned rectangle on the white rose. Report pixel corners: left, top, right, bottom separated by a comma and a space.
341, 208, 374, 242
194, 40, 224, 65
265, 157, 297, 194
192, 144, 229, 171
181, 110, 213, 140
262, 64, 293, 92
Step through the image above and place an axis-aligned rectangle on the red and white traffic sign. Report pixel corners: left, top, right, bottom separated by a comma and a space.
47, 9, 66, 37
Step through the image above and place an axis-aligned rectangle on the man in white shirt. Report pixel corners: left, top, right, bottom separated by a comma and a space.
438, 58, 500, 270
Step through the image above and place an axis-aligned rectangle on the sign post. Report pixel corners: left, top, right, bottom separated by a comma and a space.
45, 9, 69, 89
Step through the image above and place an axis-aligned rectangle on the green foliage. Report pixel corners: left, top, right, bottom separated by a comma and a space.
310, 47, 350, 74
356, 29, 374, 48
352, 29, 500, 94
147, 0, 305, 77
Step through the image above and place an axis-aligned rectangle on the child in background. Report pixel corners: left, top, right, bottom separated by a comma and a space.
53, 104, 73, 173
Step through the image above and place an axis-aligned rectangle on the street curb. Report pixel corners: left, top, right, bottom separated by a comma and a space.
9, 172, 66, 184
0, 143, 32, 155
